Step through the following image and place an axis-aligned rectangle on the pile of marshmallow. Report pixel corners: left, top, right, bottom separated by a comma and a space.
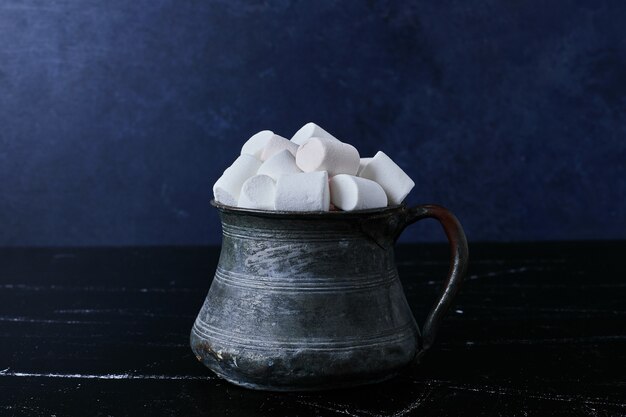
213, 122, 415, 212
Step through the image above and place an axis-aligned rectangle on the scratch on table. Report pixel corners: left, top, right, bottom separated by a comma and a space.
460, 306, 625, 314
0, 284, 197, 293
297, 384, 438, 417
61, 340, 189, 348
53, 308, 194, 318
410, 379, 626, 409
0, 404, 48, 415
509, 283, 626, 289
0, 369, 215, 381
390, 386, 436, 417
449, 383, 626, 408
458, 335, 626, 346
296, 399, 374, 417
0, 316, 109, 325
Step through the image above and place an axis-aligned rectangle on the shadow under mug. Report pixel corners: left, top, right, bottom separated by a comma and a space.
191, 201, 469, 391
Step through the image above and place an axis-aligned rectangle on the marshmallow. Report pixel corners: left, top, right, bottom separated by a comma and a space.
238, 174, 276, 210
357, 157, 372, 176
214, 188, 237, 207
260, 134, 298, 161
241, 130, 274, 159
359, 151, 415, 205
291, 122, 340, 145
329, 175, 388, 211
257, 149, 302, 181
213, 154, 261, 206
275, 171, 330, 212
296, 137, 360, 176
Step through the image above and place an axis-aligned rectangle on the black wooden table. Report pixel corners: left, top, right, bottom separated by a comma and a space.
0, 243, 624, 416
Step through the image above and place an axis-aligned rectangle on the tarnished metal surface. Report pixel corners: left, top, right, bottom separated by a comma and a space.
191, 202, 468, 391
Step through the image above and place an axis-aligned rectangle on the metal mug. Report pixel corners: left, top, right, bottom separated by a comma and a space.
191, 201, 468, 391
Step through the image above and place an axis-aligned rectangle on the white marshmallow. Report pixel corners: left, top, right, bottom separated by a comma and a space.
329, 175, 387, 211
213, 154, 261, 206
238, 174, 276, 210
357, 157, 372, 176
213, 188, 237, 207
241, 130, 274, 159
257, 149, 302, 181
260, 134, 298, 161
296, 137, 360, 176
291, 122, 340, 145
359, 151, 415, 205
275, 171, 330, 212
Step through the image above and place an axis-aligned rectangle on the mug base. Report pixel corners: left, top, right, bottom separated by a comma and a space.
208, 366, 400, 392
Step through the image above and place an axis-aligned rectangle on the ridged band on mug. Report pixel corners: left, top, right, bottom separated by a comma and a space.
192, 319, 416, 352
213, 266, 398, 293
222, 223, 362, 242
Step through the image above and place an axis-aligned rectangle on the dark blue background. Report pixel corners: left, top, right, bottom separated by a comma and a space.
1, 0, 624, 246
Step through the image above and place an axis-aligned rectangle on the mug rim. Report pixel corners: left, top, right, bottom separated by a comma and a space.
211, 200, 406, 218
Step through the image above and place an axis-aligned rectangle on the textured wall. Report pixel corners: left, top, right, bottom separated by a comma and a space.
0, 0, 625, 245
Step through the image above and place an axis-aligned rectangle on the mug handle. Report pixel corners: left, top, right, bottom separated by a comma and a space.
398, 204, 469, 363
